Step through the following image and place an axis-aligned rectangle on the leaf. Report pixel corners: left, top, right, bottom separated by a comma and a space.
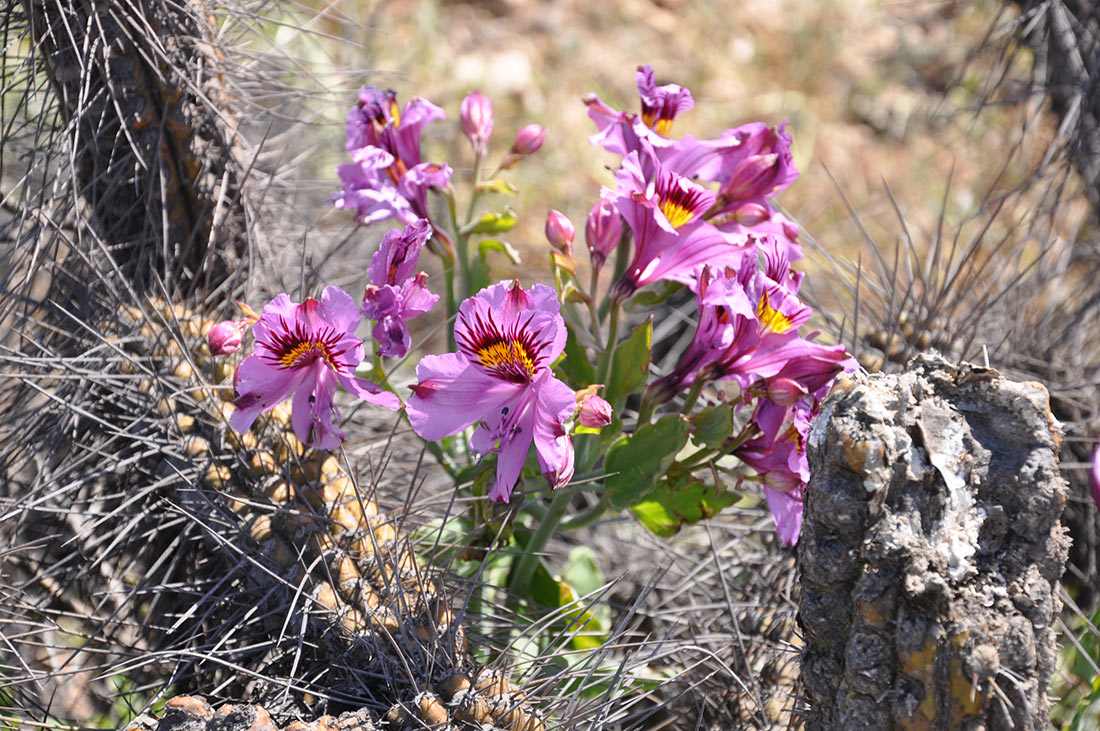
631, 471, 740, 537
604, 317, 651, 408
529, 557, 608, 652
478, 238, 522, 264
605, 414, 691, 509
476, 178, 518, 195
689, 404, 733, 449
625, 280, 684, 310
563, 546, 604, 598
557, 321, 596, 387
461, 210, 517, 235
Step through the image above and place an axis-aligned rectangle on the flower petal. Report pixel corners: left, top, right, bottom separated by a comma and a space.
230, 354, 301, 434
488, 403, 536, 503
405, 353, 519, 440
319, 285, 362, 334
291, 363, 344, 450
531, 371, 576, 489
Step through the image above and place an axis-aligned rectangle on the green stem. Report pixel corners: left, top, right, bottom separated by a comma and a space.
595, 298, 621, 386
509, 486, 574, 596
681, 379, 706, 414
636, 393, 657, 427
588, 265, 603, 345
558, 494, 608, 531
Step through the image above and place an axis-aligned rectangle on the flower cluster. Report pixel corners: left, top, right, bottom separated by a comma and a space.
222, 68, 855, 552
331, 86, 454, 252
586, 66, 802, 298
361, 219, 439, 358
584, 66, 854, 544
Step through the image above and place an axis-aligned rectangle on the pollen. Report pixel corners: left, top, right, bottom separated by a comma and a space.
659, 198, 694, 228
756, 292, 795, 334
279, 339, 334, 369
475, 339, 537, 381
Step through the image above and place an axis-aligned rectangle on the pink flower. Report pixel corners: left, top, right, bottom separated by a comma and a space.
585, 197, 622, 269
510, 124, 546, 155
735, 400, 814, 546
230, 287, 400, 450
609, 149, 750, 298
636, 64, 694, 137
361, 220, 439, 358
576, 387, 613, 428
460, 90, 494, 155
405, 281, 576, 502
544, 209, 575, 257
208, 319, 247, 355
207, 302, 259, 355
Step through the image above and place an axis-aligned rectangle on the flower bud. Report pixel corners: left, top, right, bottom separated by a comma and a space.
460, 90, 494, 155
765, 377, 808, 407
544, 209, 575, 257
1091, 443, 1100, 512
585, 198, 621, 268
575, 386, 612, 429
208, 319, 246, 355
510, 124, 545, 156
718, 122, 797, 203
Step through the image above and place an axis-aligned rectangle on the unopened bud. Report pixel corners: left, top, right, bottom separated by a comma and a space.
575, 386, 612, 429
544, 209, 575, 257
765, 377, 808, 407
510, 124, 545, 156
207, 319, 246, 355
460, 90, 494, 155
585, 198, 621, 268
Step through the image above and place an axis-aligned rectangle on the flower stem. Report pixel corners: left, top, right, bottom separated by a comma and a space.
558, 494, 608, 531
595, 297, 621, 387
509, 486, 573, 596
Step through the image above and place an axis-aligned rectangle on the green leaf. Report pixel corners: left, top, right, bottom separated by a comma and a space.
478, 238, 522, 264
605, 414, 691, 509
528, 559, 608, 652
605, 317, 651, 408
462, 209, 517, 235
625, 280, 684, 310
688, 404, 733, 449
476, 178, 519, 195
558, 322, 596, 387
563, 546, 604, 598
631, 471, 740, 537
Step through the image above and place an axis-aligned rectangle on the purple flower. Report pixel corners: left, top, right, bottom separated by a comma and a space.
636, 65, 694, 137
230, 287, 400, 450
610, 150, 750, 298
735, 399, 814, 546
333, 87, 453, 247
208, 318, 248, 355
460, 90, 494, 155
361, 220, 439, 358
576, 388, 613, 428
499, 124, 546, 169
510, 124, 546, 155
653, 242, 853, 399
405, 281, 576, 502
712, 122, 798, 204
585, 197, 622, 269
545, 209, 575, 257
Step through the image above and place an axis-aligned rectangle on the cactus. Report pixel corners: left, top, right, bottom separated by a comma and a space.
800, 355, 1070, 729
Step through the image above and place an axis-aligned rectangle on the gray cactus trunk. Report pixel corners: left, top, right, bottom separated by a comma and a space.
21, 0, 258, 297
799, 354, 1070, 730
